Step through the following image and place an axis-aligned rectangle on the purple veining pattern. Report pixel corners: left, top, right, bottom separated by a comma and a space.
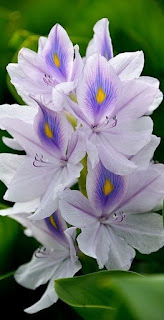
87, 161, 126, 214
45, 209, 68, 246
45, 25, 68, 81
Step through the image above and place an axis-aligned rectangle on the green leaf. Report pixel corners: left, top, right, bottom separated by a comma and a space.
0, 271, 14, 281
55, 270, 164, 320
55, 270, 139, 319
78, 156, 87, 197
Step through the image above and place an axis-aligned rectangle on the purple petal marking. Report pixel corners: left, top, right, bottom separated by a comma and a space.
36, 102, 64, 152
100, 21, 113, 60
86, 19, 113, 61
45, 209, 68, 246
101, 35, 113, 60
88, 161, 125, 213
44, 24, 73, 81
95, 18, 113, 60
84, 58, 117, 124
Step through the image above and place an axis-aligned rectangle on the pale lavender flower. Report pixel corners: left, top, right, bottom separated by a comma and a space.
6, 209, 81, 313
0, 101, 86, 219
85, 18, 163, 114
7, 24, 83, 106
53, 18, 162, 116
59, 159, 164, 270
59, 53, 158, 174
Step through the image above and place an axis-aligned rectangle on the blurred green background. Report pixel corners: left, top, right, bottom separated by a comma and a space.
0, 0, 164, 318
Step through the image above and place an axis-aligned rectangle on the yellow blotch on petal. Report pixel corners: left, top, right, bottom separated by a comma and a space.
53, 53, 60, 67
49, 215, 57, 229
103, 179, 114, 196
44, 122, 53, 139
96, 87, 106, 104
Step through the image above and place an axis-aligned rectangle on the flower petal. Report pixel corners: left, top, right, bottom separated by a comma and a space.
76, 54, 119, 125
97, 134, 137, 175
86, 160, 126, 214
2, 137, 23, 151
130, 135, 160, 169
12, 210, 68, 249
41, 24, 74, 82
110, 51, 144, 80
86, 18, 113, 60
67, 130, 86, 164
112, 212, 164, 255
138, 76, 163, 115
0, 153, 25, 187
104, 117, 153, 156
38, 36, 48, 54
24, 249, 81, 314
7, 62, 52, 102
70, 44, 84, 83
18, 48, 48, 80
116, 79, 158, 119
14, 253, 58, 290
30, 169, 64, 220
0, 199, 39, 217
59, 189, 98, 227
52, 81, 75, 112
24, 278, 58, 314
105, 227, 135, 270
77, 222, 110, 268
35, 101, 73, 156
118, 163, 164, 213
4, 157, 56, 202
0, 103, 36, 123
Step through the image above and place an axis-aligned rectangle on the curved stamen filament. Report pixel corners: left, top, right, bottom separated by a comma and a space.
112, 211, 125, 223
33, 153, 52, 168
43, 74, 54, 86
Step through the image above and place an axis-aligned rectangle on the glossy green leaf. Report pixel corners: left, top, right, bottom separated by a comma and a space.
55, 270, 164, 320
55, 271, 139, 319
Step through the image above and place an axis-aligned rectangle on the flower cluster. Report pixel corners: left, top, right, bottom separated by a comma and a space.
0, 18, 164, 313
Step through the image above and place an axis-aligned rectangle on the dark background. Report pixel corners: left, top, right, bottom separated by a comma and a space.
0, 0, 164, 318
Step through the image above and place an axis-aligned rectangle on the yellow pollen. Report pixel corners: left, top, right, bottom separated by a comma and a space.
103, 179, 114, 195
44, 122, 53, 139
53, 53, 60, 67
49, 215, 57, 229
96, 87, 106, 104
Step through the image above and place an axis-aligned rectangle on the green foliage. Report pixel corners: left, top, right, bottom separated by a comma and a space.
78, 156, 87, 197
55, 270, 164, 320
0, 216, 19, 272
0, 271, 14, 280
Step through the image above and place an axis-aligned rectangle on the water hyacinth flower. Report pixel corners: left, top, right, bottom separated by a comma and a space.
59, 160, 164, 270
86, 18, 146, 82
60, 53, 158, 174
53, 18, 162, 116
7, 24, 83, 106
85, 18, 163, 114
7, 209, 81, 313
0, 101, 86, 219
